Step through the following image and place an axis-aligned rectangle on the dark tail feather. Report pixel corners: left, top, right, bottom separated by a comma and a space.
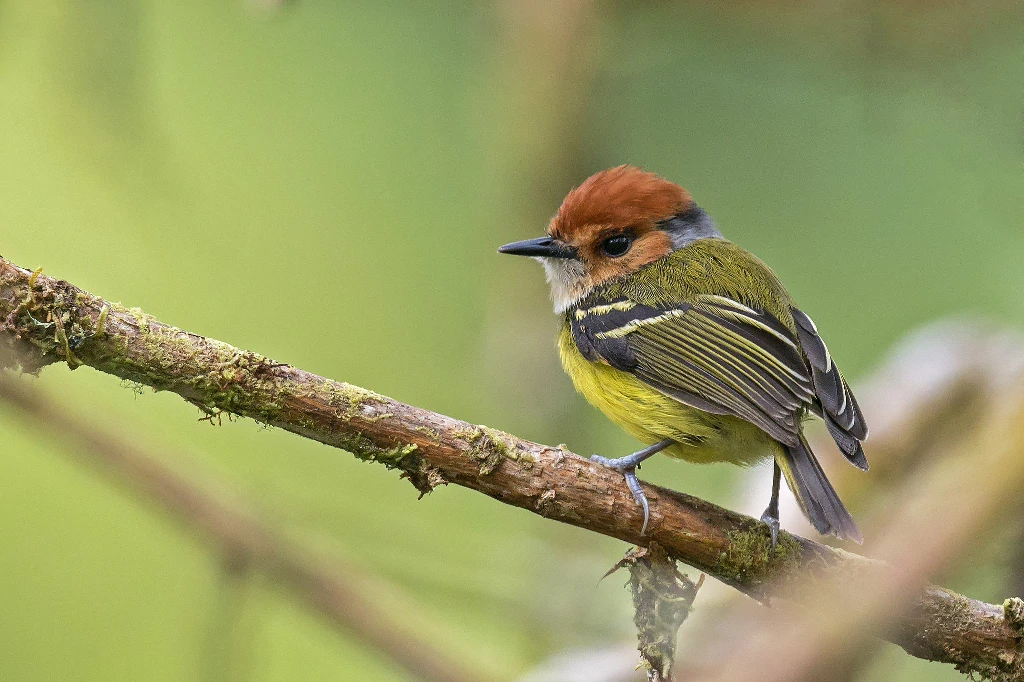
777, 436, 863, 543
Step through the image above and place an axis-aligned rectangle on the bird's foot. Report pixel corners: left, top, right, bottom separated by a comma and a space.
760, 508, 780, 555
590, 454, 650, 535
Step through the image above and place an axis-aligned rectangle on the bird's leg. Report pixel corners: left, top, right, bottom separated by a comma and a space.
761, 461, 782, 553
590, 439, 674, 535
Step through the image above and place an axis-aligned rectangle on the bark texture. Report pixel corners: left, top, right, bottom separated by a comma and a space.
1, 255, 1022, 679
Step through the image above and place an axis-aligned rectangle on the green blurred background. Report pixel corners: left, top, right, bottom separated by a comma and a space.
0, 1, 1021, 680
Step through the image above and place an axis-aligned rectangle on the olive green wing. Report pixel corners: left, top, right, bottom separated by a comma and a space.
571, 292, 868, 467
571, 294, 814, 447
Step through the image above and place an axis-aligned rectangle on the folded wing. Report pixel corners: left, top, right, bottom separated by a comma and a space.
570, 294, 867, 468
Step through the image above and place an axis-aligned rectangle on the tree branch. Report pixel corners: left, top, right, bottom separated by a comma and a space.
0, 375, 490, 682
2, 254, 1021, 677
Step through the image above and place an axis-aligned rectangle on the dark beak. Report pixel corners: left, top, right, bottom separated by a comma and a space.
498, 236, 577, 259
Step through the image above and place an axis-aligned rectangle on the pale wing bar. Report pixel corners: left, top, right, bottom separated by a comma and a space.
572, 295, 868, 470
574, 296, 815, 447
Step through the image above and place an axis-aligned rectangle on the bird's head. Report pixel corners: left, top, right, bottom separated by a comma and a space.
499, 165, 721, 313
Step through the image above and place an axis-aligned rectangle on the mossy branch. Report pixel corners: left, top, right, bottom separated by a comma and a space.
2, 254, 1022, 678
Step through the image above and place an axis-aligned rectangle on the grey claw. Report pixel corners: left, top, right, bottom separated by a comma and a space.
624, 470, 650, 535
590, 445, 672, 536
760, 511, 780, 554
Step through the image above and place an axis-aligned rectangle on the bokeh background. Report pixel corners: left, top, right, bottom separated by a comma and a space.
1, 1, 1022, 681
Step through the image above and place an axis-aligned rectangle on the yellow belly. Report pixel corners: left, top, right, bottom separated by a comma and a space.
558, 326, 773, 466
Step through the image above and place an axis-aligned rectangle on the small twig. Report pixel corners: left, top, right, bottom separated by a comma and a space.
608, 544, 704, 681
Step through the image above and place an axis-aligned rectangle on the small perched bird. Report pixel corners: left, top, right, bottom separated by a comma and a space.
499, 166, 868, 544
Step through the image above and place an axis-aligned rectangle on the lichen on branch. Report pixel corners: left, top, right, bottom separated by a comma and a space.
607, 543, 704, 681
1, 254, 1021, 679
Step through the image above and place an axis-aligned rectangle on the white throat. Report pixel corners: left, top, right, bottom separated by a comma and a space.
537, 257, 589, 314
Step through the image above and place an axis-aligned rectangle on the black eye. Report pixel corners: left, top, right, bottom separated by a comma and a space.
600, 234, 633, 258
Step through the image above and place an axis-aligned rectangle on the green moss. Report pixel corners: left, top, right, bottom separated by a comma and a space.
92, 304, 109, 336
2, 274, 94, 370
719, 524, 800, 587
413, 426, 443, 446
451, 424, 533, 474
612, 544, 703, 680
923, 595, 1024, 682
51, 310, 80, 369
330, 427, 420, 472
452, 425, 505, 475
314, 379, 388, 422
451, 426, 483, 441
1003, 597, 1024, 632
376, 442, 418, 463
126, 306, 153, 334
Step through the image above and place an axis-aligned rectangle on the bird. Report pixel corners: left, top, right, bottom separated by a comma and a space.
498, 165, 868, 545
